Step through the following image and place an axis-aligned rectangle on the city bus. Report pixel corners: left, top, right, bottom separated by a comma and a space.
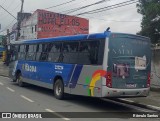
9, 30, 151, 99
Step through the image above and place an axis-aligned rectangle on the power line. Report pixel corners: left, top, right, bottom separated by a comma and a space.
0, 19, 16, 33
0, 0, 139, 36
0, 4, 17, 20
87, 5, 136, 18
42, 0, 108, 34
44, 0, 77, 10
88, 1, 138, 14
0, 0, 7, 15
0, 1, 20, 35
62, 0, 138, 34
39, 0, 138, 34
63, 0, 110, 14
0, 0, 7, 6
54, 0, 88, 13
0, 3, 21, 21
83, 15, 141, 22
7, 0, 16, 10
0, 0, 19, 18
75, 0, 138, 15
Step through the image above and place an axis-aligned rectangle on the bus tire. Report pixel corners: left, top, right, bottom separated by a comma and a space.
17, 73, 24, 87
54, 79, 64, 100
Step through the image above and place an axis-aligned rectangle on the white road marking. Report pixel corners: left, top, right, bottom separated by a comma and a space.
119, 99, 134, 103
45, 109, 55, 112
20, 95, 34, 103
45, 109, 70, 121
6, 87, 15, 92
0, 82, 4, 85
147, 105, 160, 110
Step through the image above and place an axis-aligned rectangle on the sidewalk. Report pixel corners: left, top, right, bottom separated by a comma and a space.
0, 61, 9, 77
151, 61, 160, 91
124, 91, 160, 110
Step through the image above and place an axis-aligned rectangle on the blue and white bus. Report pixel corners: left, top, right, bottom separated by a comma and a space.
9, 30, 151, 99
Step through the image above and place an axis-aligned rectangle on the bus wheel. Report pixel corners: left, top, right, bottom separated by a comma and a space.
17, 73, 24, 87
54, 79, 64, 100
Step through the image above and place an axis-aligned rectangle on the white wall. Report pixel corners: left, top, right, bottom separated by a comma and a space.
20, 12, 38, 40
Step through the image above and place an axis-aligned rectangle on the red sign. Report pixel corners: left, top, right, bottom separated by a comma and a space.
37, 9, 89, 39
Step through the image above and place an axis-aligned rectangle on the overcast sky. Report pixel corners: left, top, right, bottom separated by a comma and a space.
0, 0, 142, 35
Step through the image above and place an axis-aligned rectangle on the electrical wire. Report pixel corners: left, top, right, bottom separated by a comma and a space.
0, 0, 7, 15
43, 0, 77, 10
0, 0, 140, 36
0, 0, 15, 16
75, 0, 138, 15
0, 2, 20, 35
0, 4, 17, 20
6, 0, 16, 10
0, 0, 7, 6
63, 0, 110, 14
83, 15, 141, 22
87, 1, 138, 14
54, 0, 88, 13
86, 4, 137, 18
0, 3, 21, 21
0, 19, 16, 33
61, 0, 138, 34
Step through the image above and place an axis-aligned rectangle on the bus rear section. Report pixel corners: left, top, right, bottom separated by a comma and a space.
102, 33, 151, 98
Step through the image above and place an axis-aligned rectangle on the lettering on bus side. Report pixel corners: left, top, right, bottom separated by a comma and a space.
55, 65, 63, 74
55, 65, 64, 70
23, 63, 37, 72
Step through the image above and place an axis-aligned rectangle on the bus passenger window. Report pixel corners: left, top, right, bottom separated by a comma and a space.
36, 44, 43, 61
62, 42, 79, 64
48, 42, 62, 62
18, 45, 25, 60
78, 41, 99, 65
78, 40, 105, 65
11, 45, 19, 61
39, 43, 48, 61
26, 44, 36, 61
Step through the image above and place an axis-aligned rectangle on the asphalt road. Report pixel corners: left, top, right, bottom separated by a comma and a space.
0, 76, 159, 121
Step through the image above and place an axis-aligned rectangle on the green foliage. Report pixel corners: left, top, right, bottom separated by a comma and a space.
2, 36, 7, 47
137, 0, 160, 43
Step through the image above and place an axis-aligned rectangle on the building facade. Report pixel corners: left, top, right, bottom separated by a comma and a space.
20, 9, 89, 40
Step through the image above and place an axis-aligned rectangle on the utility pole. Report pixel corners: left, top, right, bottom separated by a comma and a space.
16, 0, 24, 41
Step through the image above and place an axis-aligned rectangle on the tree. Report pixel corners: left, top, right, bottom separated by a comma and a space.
137, 0, 160, 43
2, 36, 7, 47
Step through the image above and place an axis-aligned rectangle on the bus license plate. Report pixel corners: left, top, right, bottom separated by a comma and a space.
126, 84, 137, 88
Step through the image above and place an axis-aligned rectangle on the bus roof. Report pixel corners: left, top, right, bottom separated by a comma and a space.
11, 31, 150, 45
11, 32, 111, 45
111, 32, 150, 41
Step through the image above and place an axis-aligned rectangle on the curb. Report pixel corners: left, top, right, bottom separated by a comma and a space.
114, 99, 160, 112
150, 87, 160, 92
0, 74, 9, 78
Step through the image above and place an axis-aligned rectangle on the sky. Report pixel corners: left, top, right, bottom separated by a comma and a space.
0, 0, 142, 35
